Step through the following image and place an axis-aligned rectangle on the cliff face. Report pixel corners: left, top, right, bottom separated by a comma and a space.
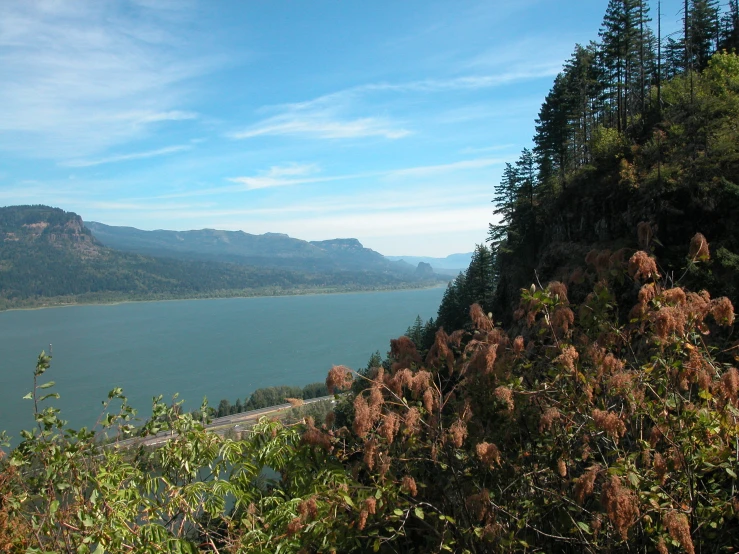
1, 206, 101, 256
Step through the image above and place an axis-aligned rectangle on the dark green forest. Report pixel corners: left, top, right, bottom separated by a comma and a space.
3, 2, 739, 553
436, 0, 739, 332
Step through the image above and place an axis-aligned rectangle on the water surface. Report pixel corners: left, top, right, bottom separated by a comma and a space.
0, 288, 444, 445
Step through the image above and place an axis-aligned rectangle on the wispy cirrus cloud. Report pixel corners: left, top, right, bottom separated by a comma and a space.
230, 117, 410, 140
62, 144, 192, 168
0, 1, 210, 159
229, 61, 559, 143
223, 155, 503, 193
227, 163, 333, 190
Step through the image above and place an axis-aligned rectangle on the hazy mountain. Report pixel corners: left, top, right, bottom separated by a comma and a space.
87, 222, 417, 275
0, 206, 442, 310
385, 253, 473, 271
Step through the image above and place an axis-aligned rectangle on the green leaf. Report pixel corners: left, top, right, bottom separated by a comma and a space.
22, 392, 32, 400
39, 381, 55, 389
393, 508, 403, 516
726, 467, 737, 479
414, 506, 425, 520
577, 521, 592, 534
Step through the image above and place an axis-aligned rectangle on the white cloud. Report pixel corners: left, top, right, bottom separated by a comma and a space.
231, 117, 410, 140
62, 144, 192, 167
0, 1, 209, 159
228, 163, 337, 190
229, 61, 560, 143
385, 157, 505, 179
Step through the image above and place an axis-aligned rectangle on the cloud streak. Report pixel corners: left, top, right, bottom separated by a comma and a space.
231, 117, 410, 140
0, 1, 210, 159
63, 145, 192, 168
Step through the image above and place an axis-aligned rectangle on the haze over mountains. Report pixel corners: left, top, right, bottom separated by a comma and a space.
385, 253, 472, 271
0, 205, 451, 311
86, 221, 420, 276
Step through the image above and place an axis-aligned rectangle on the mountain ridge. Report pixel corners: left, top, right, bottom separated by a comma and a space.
0, 205, 445, 310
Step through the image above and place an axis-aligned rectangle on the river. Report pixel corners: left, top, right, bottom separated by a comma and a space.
0, 288, 445, 446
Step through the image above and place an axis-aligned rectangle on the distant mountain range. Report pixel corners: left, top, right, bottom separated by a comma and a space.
0, 206, 448, 310
86, 221, 418, 275
385, 253, 472, 272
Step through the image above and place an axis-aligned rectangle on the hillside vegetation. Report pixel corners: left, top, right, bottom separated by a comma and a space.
0, 206, 440, 311
86, 222, 418, 276
2, 2, 739, 553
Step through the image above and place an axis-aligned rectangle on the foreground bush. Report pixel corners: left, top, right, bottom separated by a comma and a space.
2, 235, 739, 553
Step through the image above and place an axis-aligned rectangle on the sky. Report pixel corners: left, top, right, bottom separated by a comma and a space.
0, 0, 687, 257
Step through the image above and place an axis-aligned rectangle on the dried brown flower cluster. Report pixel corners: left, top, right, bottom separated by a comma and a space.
539, 406, 561, 433
664, 511, 695, 554
325, 365, 353, 394
493, 386, 514, 412
470, 303, 494, 331
390, 336, 422, 370
711, 296, 735, 325
547, 281, 569, 304
601, 475, 639, 540
285, 397, 304, 407
475, 442, 501, 469
297, 497, 319, 522
574, 465, 601, 504
552, 307, 575, 335
555, 345, 579, 372
688, 232, 710, 261
449, 419, 468, 448
401, 475, 417, 497
720, 367, 739, 404
379, 412, 400, 444
628, 251, 660, 281
592, 409, 626, 443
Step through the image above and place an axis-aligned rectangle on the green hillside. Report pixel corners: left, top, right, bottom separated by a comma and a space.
0, 206, 439, 310
2, 2, 739, 554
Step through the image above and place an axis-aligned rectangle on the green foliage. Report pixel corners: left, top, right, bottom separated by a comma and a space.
213, 382, 331, 418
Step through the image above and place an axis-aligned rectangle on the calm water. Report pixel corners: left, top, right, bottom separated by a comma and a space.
0, 288, 444, 445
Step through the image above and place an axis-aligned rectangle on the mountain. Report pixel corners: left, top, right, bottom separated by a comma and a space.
385, 253, 473, 271
87, 221, 417, 275
0, 206, 442, 310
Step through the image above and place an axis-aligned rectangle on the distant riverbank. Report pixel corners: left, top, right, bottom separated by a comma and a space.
0, 280, 448, 313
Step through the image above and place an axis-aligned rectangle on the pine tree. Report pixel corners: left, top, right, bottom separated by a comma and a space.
689, 0, 720, 69
719, 0, 739, 52
489, 163, 520, 250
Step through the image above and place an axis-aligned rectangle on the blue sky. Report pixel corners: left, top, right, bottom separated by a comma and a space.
0, 0, 686, 256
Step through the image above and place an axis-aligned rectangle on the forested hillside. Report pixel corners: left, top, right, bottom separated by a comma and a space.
2, 2, 739, 553
0, 206, 440, 310
437, 0, 739, 330
86, 222, 418, 276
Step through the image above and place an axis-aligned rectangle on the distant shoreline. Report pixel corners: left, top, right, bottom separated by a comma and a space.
0, 281, 448, 314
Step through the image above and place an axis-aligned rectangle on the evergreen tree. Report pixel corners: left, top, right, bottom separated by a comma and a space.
688, 0, 720, 70
719, 0, 739, 52
405, 316, 425, 349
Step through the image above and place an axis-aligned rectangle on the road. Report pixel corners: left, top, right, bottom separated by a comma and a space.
111, 395, 334, 449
